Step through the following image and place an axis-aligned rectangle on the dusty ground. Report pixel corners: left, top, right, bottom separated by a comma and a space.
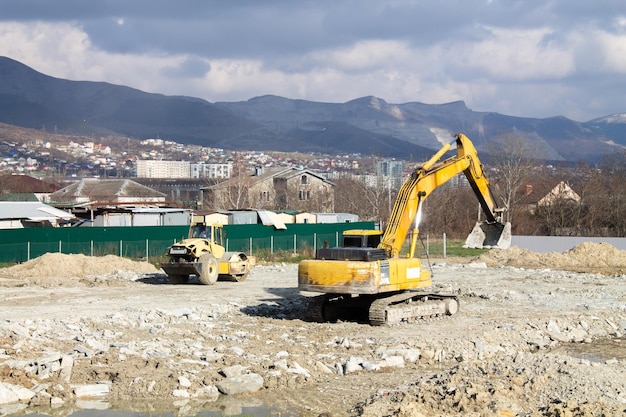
0, 243, 625, 417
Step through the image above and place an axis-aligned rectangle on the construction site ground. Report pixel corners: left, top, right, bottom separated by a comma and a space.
0, 242, 625, 417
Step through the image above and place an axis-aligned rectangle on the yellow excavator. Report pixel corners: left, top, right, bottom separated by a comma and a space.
298, 133, 511, 325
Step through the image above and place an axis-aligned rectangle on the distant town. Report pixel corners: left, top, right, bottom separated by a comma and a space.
0, 126, 409, 189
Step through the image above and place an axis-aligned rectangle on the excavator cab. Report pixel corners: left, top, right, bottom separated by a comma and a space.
316, 230, 387, 262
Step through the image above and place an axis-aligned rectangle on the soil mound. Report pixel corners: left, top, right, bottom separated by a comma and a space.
0, 253, 158, 286
475, 242, 626, 274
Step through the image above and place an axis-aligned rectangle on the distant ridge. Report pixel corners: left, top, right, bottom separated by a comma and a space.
1, 56, 624, 162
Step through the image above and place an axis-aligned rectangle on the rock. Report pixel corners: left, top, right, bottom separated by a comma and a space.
315, 361, 335, 374
380, 355, 405, 368
177, 376, 192, 388
467, 262, 488, 268
72, 384, 110, 398
0, 382, 35, 404
287, 361, 311, 378
192, 385, 219, 401
216, 373, 264, 395
58, 355, 73, 382
172, 389, 189, 398
344, 357, 365, 374
230, 346, 245, 356
382, 347, 421, 362
273, 359, 289, 371
361, 360, 382, 371
221, 365, 247, 378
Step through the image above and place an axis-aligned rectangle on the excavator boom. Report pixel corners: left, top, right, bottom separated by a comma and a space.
381, 133, 510, 258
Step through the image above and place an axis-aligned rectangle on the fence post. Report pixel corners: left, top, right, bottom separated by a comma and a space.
249, 237, 252, 256
443, 232, 447, 258
293, 234, 297, 255
426, 234, 429, 256
59, 240, 62, 253
226, 238, 229, 251
90, 240, 94, 256
27, 241, 30, 261
120, 240, 123, 257
146, 239, 149, 262
270, 236, 274, 255
313, 233, 317, 254
336, 231, 339, 246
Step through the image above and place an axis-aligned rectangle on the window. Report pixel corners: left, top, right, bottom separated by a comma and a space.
260, 191, 270, 201
299, 190, 310, 200
301, 175, 308, 185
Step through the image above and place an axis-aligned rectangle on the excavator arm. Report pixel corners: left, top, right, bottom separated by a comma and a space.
380, 133, 509, 258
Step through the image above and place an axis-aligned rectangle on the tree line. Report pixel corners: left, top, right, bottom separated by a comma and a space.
334, 145, 626, 239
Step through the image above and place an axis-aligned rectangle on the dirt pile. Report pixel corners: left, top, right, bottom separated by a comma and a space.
475, 242, 626, 274
0, 253, 158, 287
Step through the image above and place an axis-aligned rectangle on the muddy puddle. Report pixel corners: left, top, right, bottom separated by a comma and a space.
11, 397, 303, 417
552, 337, 626, 362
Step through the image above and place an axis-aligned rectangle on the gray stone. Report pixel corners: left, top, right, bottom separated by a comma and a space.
362, 360, 382, 371
315, 361, 335, 374
59, 355, 73, 382
192, 385, 219, 401
216, 373, 264, 395
0, 382, 35, 405
221, 365, 247, 378
380, 355, 405, 368
343, 357, 365, 374
172, 389, 189, 398
287, 361, 310, 378
178, 376, 192, 388
273, 359, 289, 371
72, 384, 110, 398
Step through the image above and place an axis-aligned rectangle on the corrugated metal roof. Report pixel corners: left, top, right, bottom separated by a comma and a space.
50, 179, 166, 202
0, 202, 75, 220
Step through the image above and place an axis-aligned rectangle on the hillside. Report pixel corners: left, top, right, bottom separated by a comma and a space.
1, 56, 624, 162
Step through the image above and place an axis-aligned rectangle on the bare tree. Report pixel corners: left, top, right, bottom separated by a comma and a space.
208, 157, 252, 210
488, 131, 541, 224
333, 175, 396, 224
583, 150, 626, 236
422, 183, 480, 239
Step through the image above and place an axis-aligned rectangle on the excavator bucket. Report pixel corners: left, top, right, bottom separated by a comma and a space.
464, 221, 512, 249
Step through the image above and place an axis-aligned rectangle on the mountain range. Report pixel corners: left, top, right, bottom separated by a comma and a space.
1, 56, 624, 163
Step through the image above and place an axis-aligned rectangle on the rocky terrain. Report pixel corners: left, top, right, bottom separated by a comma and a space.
0, 243, 625, 416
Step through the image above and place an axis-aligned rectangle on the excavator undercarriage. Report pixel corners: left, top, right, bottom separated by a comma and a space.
306, 291, 459, 325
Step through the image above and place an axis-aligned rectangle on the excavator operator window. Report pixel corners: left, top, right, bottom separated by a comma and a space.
343, 235, 364, 247
366, 234, 382, 248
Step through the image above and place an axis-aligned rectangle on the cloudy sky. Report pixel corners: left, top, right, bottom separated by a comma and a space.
0, 1, 624, 122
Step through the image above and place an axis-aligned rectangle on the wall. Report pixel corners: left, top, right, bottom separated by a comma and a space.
511, 236, 626, 253
0, 221, 376, 264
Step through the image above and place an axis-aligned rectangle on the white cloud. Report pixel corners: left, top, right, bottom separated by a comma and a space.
456, 26, 575, 80
0, 6, 625, 122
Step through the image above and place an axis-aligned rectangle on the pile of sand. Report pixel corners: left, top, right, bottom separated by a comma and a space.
475, 242, 626, 274
0, 253, 158, 281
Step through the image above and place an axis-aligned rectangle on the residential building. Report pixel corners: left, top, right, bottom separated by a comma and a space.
136, 160, 190, 178
136, 160, 233, 179
204, 167, 334, 212
49, 178, 167, 207
190, 162, 232, 179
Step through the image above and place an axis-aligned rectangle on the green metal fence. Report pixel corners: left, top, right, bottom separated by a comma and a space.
0, 222, 375, 264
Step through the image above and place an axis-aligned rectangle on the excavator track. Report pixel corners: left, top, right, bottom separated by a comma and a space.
368, 292, 459, 326
306, 292, 459, 325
